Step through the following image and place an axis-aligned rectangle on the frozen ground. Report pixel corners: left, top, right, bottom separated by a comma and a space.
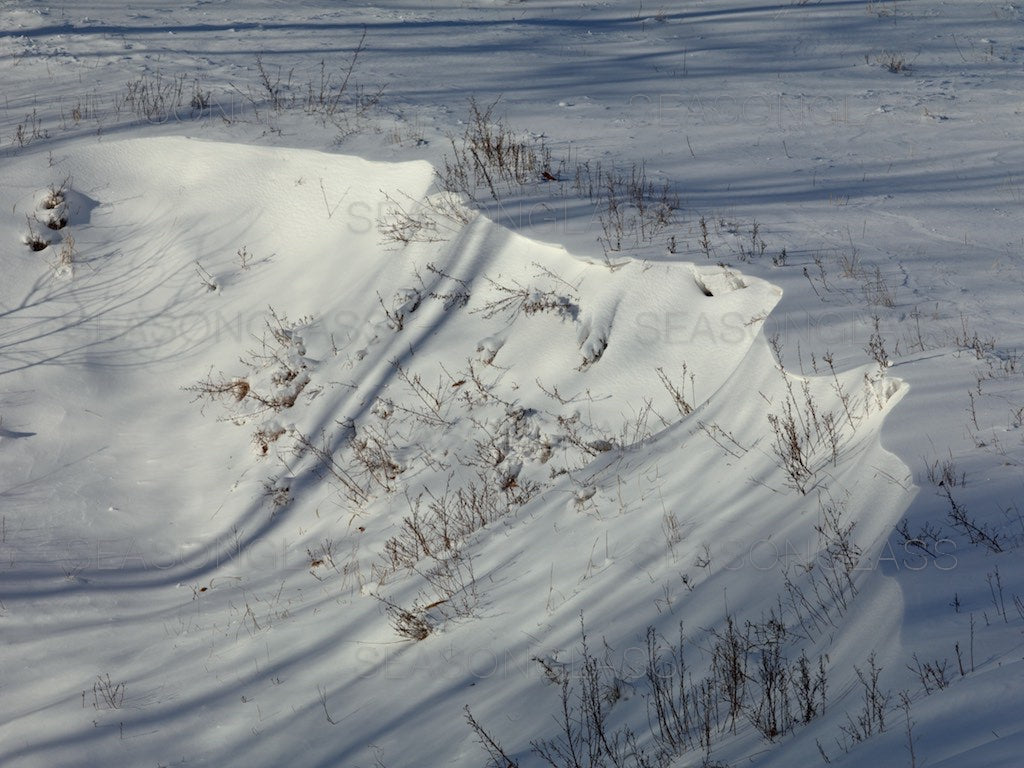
1, 2, 1023, 766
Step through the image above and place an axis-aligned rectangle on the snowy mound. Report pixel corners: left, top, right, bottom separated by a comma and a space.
4, 0, 1024, 764
0, 137, 926, 767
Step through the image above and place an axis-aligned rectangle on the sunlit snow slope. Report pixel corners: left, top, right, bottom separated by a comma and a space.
0, 137, 927, 768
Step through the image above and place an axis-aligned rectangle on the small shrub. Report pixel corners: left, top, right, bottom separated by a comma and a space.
23, 232, 50, 252
907, 653, 950, 694
376, 191, 448, 246
865, 314, 891, 370
952, 313, 995, 359
440, 96, 552, 204
873, 51, 911, 73
121, 70, 188, 121
378, 597, 432, 641
472, 265, 579, 323
12, 109, 47, 147
925, 454, 965, 487
944, 487, 1002, 552
55, 232, 76, 274
91, 674, 126, 710
657, 364, 695, 416
45, 213, 68, 230
837, 652, 889, 747
40, 181, 66, 210
190, 80, 211, 112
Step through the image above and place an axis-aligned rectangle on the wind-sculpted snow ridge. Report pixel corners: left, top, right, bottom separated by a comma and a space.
5, 0, 1024, 763
0, 137, 917, 768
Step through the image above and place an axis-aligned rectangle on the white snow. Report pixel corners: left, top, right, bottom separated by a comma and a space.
2, 1, 1023, 767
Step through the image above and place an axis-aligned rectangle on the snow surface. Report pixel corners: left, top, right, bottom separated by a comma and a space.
1, 1, 1023, 767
